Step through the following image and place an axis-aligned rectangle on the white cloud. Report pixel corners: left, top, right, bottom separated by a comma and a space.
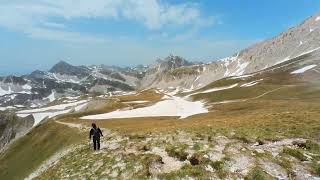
26, 27, 109, 44
0, 0, 213, 42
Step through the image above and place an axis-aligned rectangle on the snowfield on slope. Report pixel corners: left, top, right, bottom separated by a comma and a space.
240, 79, 263, 87
81, 96, 208, 120
18, 100, 88, 114
0, 86, 13, 96
123, 100, 149, 104
291, 65, 317, 74
187, 83, 238, 97
201, 83, 238, 94
17, 100, 88, 126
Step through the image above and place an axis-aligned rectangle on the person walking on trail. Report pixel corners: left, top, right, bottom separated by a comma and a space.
89, 123, 103, 150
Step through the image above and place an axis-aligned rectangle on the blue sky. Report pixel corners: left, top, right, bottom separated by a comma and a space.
0, 0, 319, 75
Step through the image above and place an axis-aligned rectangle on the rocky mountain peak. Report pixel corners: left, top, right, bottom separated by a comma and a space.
159, 54, 192, 71
49, 60, 73, 73
3, 75, 27, 85
49, 60, 90, 77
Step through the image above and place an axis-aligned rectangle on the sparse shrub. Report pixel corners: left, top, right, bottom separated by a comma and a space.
193, 143, 203, 151
180, 164, 206, 177
283, 147, 307, 161
208, 160, 227, 178
210, 161, 224, 171
189, 153, 206, 166
275, 156, 296, 177
158, 164, 207, 179
312, 163, 320, 175
165, 144, 188, 161
189, 155, 200, 165
305, 140, 320, 153
235, 135, 255, 144
245, 167, 270, 180
222, 156, 231, 162
129, 134, 146, 140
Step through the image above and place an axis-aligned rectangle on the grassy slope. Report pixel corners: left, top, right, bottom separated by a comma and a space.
118, 89, 163, 102
0, 121, 84, 180
72, 61, 320, 140
75, 98, 320, 141
1, 56, 320, 179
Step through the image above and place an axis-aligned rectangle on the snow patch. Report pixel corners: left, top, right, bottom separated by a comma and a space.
0, 86, 13, 96
74, 102, 88, 111
202, 84, 238, 93
167, 88, 180, 96
231, 61, 250, 76
291, 65, 317, 74
18, 100, 88, 114
240, 79, 263, 87
123, 100, 149, 104
17, 100, 88, 126
230, 74, 254, 79
161, 95, 171, 100
0, 106, 15, 111
275, 47, 320, 66
22, 84, 32, 90
194, 76, 200, 82
275, 56, 291, 65
46, 91, 56, 102
81, 96, 208, 120
187, 84, 238, 97
299, 41, 303, 46
31, 110, 71, 126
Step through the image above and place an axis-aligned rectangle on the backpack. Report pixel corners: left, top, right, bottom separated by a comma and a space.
92, 128, 100, 137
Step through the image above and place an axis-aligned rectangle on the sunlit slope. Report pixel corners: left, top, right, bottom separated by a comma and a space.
0, 121, 83, 180
185, 49, 320, 104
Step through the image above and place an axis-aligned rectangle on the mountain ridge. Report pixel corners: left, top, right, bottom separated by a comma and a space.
0, 12, 319, 109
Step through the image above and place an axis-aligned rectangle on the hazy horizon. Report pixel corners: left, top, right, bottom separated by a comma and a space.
0, 0, 319, 76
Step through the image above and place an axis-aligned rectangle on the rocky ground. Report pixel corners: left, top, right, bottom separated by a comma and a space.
34, 121, 320, 180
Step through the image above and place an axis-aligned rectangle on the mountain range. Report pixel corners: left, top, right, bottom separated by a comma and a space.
0, 11, 320, 180
0, 13, 319, 110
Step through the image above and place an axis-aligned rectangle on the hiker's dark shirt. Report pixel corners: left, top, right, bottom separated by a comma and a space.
89, 128, 103, 139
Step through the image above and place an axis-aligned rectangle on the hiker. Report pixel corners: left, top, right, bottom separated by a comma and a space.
89, 123, 103, 150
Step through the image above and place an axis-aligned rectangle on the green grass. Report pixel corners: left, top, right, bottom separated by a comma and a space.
0, 121, 84, 180
0, 113, 20, 137
245, 167, 273, 180
311, 162, 320, 176
193, 143, 203, 151
191, 84, 278, 103
209, 160, 227, 178
165, 144, 189, 161
158, 164, 208, 179
306, 140, 320, 154
282, 147, 307, 161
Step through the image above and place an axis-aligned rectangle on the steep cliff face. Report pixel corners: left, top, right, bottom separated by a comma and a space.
0, 113, 34, 150
237, 12, 320, 73
139, 13, 320, 90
